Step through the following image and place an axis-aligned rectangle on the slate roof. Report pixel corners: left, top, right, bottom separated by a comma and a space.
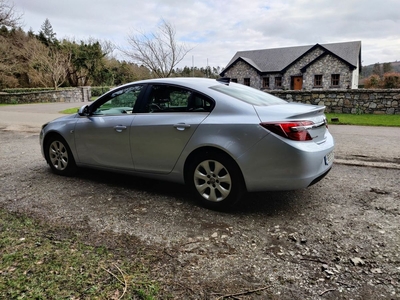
222, 41, 361, 74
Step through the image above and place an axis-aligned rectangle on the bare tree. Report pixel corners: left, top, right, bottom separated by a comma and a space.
99, 39, 116, 59
122, 20, 192, 78
0, 0, 22, 27
25, 38, 71, 89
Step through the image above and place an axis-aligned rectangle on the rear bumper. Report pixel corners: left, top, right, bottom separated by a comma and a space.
237, 131, 335, 192
308, 166, 332, 187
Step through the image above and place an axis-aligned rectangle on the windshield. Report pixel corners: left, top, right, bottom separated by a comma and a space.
210, 82, 287, 106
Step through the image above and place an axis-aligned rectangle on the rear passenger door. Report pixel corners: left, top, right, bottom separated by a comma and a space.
130, 84, 213, 174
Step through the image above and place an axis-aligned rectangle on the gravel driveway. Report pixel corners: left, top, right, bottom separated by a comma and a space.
0, 103, 399, 299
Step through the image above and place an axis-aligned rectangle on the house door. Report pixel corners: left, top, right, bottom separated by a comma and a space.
293, 76, 303, 90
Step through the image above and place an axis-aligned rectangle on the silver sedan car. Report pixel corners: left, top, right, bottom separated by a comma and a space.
40, 77, 334, 210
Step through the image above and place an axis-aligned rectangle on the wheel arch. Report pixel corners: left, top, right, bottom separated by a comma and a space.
43, 130, 78, 176
183, 146, 246, 189
43, 131, 72, 163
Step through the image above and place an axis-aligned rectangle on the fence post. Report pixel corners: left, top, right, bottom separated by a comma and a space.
81, 86, 91, 102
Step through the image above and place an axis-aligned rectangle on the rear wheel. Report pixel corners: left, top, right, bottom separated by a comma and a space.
45, 135, 77, 176
187, 151, 245, 210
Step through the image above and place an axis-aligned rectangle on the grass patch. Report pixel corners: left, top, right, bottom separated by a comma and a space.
326, 113, 400, 127
0, 209, 160, 299
60, 107, 80, 114
0, 102, 20, 106
59, 97, 96, 114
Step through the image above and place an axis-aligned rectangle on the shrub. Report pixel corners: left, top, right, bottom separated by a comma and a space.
364, 74, 381, 89
2, 87, 114, 97
2, 87, 72, 93
364, 72, 400, 89
91, 86, 114, 97
382, 72, 400, 89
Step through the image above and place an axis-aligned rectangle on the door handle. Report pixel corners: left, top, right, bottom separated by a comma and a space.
114, 125, 127, 132
173, 123, 191, 131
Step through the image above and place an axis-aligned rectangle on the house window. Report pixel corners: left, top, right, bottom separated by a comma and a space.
231, 78, 237, 83
275, 76, 282, 88
331, 74, 340, 86
262, 77, 270, 88
244, 78, 250, 86
314, 75, 322, 87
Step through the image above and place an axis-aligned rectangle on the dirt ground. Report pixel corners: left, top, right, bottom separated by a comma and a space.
0, 129, 399, 299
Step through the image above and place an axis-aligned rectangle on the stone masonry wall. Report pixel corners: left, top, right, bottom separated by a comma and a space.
283, 47, 324, 89
301, 54, 353, 90
224, 46, 356, 90
0, 87, 91, 104
224, 60, 262, 88
269, 89, 400, 115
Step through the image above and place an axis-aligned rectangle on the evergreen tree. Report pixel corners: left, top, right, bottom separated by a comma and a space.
382, 62, 393, 74
37, 18, 57, 46
372, 63, 382, 77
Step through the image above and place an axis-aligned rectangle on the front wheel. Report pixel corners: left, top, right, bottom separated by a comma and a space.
45, 135, 77, 176
186, 151, 245, 210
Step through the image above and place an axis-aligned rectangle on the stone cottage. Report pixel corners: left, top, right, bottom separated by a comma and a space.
220, 41, 362, 91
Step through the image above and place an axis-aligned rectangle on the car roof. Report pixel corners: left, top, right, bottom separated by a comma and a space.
123, 77, 224, 91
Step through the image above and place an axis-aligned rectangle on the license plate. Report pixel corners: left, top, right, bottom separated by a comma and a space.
324, 151, 334, 165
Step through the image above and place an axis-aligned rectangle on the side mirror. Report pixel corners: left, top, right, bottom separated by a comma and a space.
78, 105, 89, 116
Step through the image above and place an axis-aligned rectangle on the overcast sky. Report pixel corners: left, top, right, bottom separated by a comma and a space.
12, 0, 400, 69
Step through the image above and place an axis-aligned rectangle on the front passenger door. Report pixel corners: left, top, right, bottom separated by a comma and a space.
74, 84, 144, 170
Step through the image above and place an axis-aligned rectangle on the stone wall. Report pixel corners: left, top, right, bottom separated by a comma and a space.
269, 89, 400, 115
0, 87, 91, 104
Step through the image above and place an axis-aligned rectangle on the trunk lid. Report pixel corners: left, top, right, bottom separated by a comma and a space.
254, 103, 328, 143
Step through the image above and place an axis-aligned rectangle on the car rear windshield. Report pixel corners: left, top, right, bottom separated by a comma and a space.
210, 82, 287, 106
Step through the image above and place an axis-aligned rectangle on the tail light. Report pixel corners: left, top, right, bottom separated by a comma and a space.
260, 121, 314, 141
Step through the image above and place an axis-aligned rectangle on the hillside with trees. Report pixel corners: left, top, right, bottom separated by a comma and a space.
0, 1, 220, 90
361, 62, 400, 89
361, 61, 400, 78
0, 22, 221, 90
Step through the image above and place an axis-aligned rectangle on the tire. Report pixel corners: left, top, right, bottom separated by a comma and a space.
45, 135, 77, 176
186, 151, 245, 210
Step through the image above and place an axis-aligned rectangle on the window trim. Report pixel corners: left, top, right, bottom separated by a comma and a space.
144, 84, 215, 113
90, 84, 145, 115
331, 74, 340, 87
275, 76, 282, 88
314, 74, 323, 87
262, 77, 270, 89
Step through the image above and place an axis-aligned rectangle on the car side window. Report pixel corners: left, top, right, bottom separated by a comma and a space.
145, 85, 213, 113
188, 93, 213, 112
93, 85, 144, 115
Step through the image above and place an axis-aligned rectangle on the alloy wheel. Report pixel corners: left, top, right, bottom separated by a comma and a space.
49, 140, 69, 171
193, 159, 232, 202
